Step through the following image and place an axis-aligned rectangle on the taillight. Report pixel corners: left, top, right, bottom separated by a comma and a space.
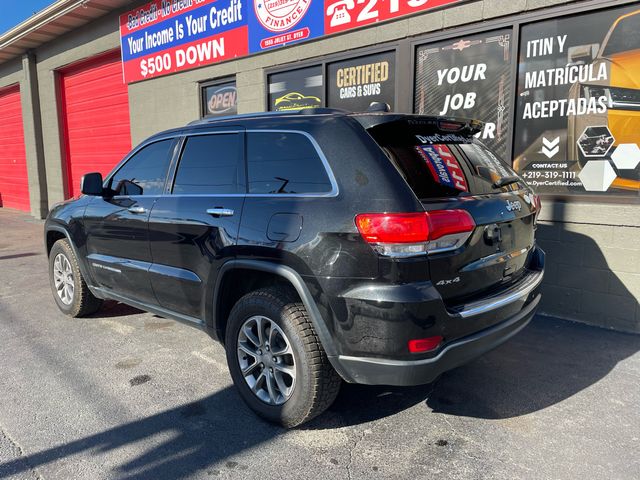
355, 210, 475, 257
533, 194, 542, 211
408, 336, 443, 353
533, 194, 542, 226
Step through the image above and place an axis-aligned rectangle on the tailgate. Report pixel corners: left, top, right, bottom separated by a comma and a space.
365, 116, 540, 304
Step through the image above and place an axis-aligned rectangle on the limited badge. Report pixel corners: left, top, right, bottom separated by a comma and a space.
416, 144, 468, 192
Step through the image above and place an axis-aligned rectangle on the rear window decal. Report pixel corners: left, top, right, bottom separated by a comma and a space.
416, 144, 469, 192
415, 133, 471, 144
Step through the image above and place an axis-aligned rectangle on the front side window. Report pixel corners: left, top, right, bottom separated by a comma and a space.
247, 132, 332, 194
172, 134, 241, 194
108, 139, 174, 196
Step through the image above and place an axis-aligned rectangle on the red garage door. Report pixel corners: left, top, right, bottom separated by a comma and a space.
60, 50, 131, 198
0, 85, 30, 212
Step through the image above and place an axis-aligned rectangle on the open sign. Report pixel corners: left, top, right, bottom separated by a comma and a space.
205, 84, 238, 115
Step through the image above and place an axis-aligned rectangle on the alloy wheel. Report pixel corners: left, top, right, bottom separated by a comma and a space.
236, 315, 296, 405
53, 253, 74, 305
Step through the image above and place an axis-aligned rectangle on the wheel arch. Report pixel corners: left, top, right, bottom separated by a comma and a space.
212, 260, 339, 361
45, 225, 96, 291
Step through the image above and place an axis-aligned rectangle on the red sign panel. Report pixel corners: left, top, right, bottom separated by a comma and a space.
119, 0, 248, 83
324, 0, 464, 35
122, 26, 248, 83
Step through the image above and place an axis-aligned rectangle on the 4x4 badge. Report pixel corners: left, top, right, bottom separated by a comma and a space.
436, 277, 460, 286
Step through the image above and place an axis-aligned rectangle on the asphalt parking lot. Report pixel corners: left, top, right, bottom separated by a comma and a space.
0, 208, 638, 480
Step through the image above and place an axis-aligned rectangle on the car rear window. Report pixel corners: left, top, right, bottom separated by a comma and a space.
369, 124, 520, 198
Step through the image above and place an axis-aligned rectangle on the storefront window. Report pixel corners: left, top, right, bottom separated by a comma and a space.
201, 80, 237, 117
269, 66, 323, 111
514, 6, 640, 197
327, 51, 395, 111
414, 30, 513, 161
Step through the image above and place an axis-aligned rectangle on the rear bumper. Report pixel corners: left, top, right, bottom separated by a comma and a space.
332, 293, 540, 386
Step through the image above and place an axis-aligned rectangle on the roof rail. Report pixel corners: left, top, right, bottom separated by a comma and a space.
298, 107, 348, 115
187, 108, 347, 126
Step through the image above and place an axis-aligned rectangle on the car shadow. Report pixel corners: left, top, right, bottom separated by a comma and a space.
305, 314, 639, 429
0, 387, 283, 480
87, 300, 145, 318
425, 315, 639, 419
1, 316, 635, 478
0, 252, 42, 261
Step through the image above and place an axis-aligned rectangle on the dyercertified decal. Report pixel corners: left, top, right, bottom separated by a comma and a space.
255, 0, 311, 32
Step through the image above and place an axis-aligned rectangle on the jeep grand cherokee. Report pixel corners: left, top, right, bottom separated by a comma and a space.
45, 109, 544, 427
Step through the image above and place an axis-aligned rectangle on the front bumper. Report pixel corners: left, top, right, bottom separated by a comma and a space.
332, 292, 540, 386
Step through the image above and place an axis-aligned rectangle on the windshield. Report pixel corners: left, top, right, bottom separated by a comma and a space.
602, 12, 640, 57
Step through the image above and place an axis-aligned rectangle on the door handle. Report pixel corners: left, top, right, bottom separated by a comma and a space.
128, 206, 148, 214
206, 208, 234, 217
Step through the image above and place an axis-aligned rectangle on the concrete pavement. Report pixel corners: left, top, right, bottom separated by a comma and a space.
0, 208, 638, 480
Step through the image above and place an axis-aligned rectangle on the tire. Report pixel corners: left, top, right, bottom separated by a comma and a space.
49, 239, 103, 317
225, 287, 341, 428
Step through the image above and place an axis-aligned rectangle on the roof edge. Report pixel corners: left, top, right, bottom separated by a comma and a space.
0, 0, 90, 55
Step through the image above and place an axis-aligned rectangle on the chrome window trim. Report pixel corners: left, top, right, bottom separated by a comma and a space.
168, 129, 339, 198
245, 129, 339, 198
103, 134, 181, 189
106, 129, 339, 200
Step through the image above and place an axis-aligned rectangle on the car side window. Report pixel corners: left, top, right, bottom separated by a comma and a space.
247, 132, 332, 194
172, 134, 241, 194
108, 139, 174, 196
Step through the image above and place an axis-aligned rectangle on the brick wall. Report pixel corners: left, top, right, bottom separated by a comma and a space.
537, 202, 640, 333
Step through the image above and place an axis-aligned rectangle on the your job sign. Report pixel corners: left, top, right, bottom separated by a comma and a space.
414, 30, 513, 161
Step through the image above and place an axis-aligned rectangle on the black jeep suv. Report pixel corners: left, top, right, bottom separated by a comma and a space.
45, 109, 544, 427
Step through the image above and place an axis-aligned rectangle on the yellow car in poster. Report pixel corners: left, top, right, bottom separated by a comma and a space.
274, 92, 321, 111
568, 9, 640, 191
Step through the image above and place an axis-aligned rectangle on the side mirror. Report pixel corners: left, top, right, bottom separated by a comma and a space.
81, 172, 104, 196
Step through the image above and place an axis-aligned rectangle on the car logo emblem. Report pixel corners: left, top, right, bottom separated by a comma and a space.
506, 200, 522, 212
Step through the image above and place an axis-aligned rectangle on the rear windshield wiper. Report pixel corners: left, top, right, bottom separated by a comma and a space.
493, 176, 521, 189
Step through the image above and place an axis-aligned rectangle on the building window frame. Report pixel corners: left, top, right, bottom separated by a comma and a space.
264, 42, 403, 113
199, 76, 237, 119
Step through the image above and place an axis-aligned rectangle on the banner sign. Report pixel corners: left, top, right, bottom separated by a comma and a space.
120, 0, 248, 83
248, 0, 325, 53
513, 4, 640, 197
120, 0, 465, 84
